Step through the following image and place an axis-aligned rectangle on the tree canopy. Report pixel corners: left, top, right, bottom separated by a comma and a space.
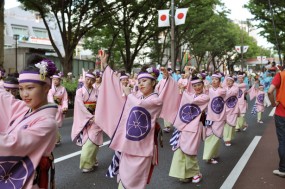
17, 0, 273, 73
245, 0, 285, 63
18, 0, 114, 74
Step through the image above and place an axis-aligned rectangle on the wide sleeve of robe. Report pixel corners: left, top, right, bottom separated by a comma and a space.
158, 76, 182, 124
95, 66, 126, 138
0, 88, 28, 132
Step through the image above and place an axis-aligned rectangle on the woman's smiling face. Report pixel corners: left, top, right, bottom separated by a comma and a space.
138, 78, 155, 97
19, 82, 49, 111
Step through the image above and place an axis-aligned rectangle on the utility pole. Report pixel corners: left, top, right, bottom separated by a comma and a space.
171, 0, 175, 70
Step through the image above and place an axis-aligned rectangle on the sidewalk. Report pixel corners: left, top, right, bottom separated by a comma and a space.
233, 119, 284, 189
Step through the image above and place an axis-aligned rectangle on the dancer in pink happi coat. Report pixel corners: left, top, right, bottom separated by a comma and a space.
248, 81, 265, 123
3, 76, 20, 99
235, 73, 248, 131
0, 55, 58, 189
48, 72, 68, 145
71, 70, 103, 173
203, 73, 226, 164
95, 51, 180, 189
222, 75, 239, 147
169, 75, 210, 183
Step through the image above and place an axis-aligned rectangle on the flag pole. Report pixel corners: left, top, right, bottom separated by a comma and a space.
171, 0, 175, 70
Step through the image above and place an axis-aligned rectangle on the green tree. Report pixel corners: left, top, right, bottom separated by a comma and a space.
245, 0, 285, 62
18, 0, 114, 74
84, 0, 167, 72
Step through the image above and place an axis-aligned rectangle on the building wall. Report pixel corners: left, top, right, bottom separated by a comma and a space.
4, 48, 28, 73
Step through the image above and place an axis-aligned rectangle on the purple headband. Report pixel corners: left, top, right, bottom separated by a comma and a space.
211, 74, 222, 78
85, 73, 95, 79
138, 73, 156, 80
227, 76, 234, 81
52, 75, 61, 79
120, 75, 129, 80
19, 72, 51, 85
191, 79, 203, 84
4, 82, 19, 89
237, 75, 244, 78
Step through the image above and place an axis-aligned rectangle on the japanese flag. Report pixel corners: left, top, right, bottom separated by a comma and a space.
243, 46, 249, 53
235, 46, 241, 53
262, 56, 266, 62
158, 10, 170, 27
175, 8, 188, 25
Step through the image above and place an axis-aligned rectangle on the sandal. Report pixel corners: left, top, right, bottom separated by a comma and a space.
192, 174, 202, 183
208, 158, 218, 164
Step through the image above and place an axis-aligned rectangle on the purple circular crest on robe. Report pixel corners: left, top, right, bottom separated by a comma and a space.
211, 96, 224, 114
238, 89, 243, 98
179, 103, 201, 124
126, 106, 151, 141
0, 156, 34, 189
226, 96, 238, 108
257, 94, 264, 103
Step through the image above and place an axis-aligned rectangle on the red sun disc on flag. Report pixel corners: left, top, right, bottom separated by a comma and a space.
177, 13, 184, 19
160, 15, 167, 21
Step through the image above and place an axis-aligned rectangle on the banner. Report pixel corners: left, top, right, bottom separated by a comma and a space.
235, 46, 249, 53
175, 8, 188, 25
158, 10, 170, 27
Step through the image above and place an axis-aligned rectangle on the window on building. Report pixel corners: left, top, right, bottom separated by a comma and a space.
33, 28, 48, 39
11, 25, 29, 36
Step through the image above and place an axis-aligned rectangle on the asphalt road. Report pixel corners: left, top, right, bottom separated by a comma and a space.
53, 101, 273, 189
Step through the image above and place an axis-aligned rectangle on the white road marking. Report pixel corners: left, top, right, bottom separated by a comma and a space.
269, 107, 275, 117
220, 136, 262, 189
54, 140, 110, 164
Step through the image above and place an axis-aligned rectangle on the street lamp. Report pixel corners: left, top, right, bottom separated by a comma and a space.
13, 34, 19, 73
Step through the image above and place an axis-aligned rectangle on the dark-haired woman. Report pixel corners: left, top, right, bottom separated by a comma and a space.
3, 76, 21, 99
222, 75, 239, 147
71, 71, 103, 173
48, 72, 68, 145
95, 51, 180, 189
202, 73, 226, 164
235, 74, 248, 131
169, 76, 210, 184
0, 58, 58, 189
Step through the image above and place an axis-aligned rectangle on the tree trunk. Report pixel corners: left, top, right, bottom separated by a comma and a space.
0, 0, 4, 68
62, 57, 73, 77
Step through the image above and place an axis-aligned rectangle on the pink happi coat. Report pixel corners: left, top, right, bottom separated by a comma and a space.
248, 85, 265, 113
95, 66, 180, 189
0, 88, 57, 189
205, 87, 227, 137
223, 85, 239, 126
71, 86, 103, 146
236, 83, 248, 114
155, 78, 167, 93
48, 85, 68, 127
173, 92, 210, 155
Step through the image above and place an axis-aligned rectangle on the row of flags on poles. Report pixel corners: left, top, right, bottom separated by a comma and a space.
158, 8, 188, 27
235, 46, 249, 53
